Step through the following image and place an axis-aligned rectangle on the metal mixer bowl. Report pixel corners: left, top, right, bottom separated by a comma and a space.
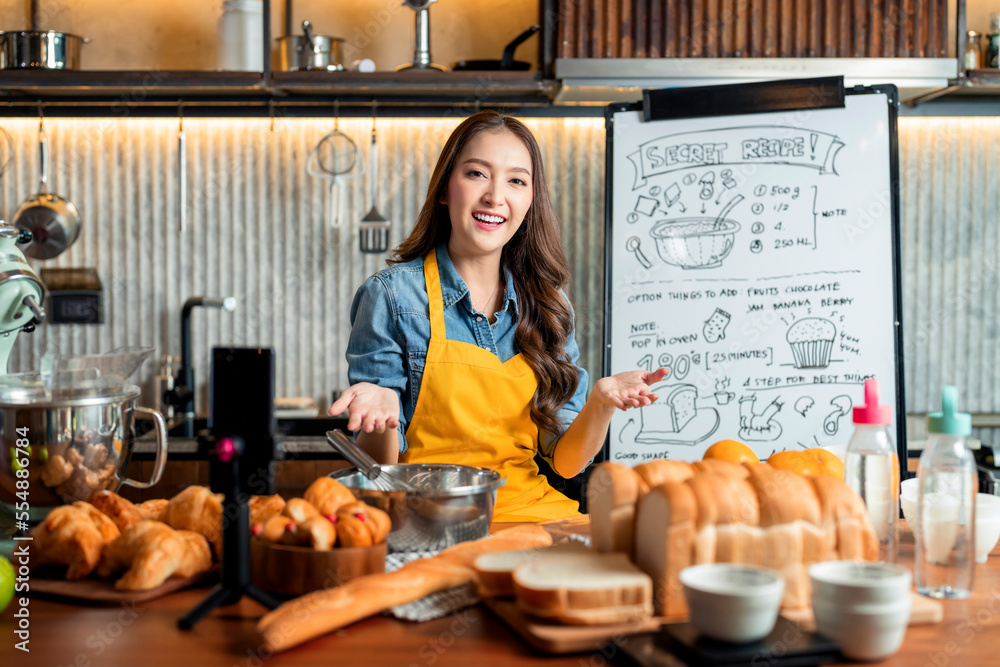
0, 375, 167, 522
330, 463, 505, 552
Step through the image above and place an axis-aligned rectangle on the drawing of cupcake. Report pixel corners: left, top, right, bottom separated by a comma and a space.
786, 318, 836, 369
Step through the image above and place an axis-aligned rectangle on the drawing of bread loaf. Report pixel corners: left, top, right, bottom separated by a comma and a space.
786, 318, 836, 369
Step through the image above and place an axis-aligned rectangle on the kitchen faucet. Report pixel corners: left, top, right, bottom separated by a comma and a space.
163, 296, 237, 436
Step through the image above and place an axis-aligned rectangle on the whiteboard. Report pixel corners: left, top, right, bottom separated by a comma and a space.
604, 87, 905, 465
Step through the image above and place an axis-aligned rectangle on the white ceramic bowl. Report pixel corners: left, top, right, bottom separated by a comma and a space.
975, 493, 1000, 563
680, 563, 784, 643
809, 561, 912, 661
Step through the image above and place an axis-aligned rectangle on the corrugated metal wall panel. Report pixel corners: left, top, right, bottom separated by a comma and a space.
898, 118, 1000, 417
0, 116, 995, 426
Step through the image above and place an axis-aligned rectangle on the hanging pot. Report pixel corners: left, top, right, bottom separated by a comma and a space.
12, 121, 81, 259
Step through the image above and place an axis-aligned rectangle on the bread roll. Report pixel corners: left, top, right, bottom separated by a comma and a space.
282, 498, 320, 524
633, 481, 697, 618
512, 552, 653, 625
249, 494, 286, 527
304, 477, 356, 516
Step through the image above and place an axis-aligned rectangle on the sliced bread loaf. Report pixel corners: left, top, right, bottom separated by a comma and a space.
512, 552, 653, 625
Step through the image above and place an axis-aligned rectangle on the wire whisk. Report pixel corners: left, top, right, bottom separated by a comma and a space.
325, 430, 416, 493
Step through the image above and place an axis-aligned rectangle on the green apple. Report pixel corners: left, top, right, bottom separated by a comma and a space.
0, 555, 14, 612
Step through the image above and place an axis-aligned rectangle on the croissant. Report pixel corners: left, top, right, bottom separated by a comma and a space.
97, 520, 212, 591
70, 502, 121, 543
249, 494, 286, 526
304, 477, 356, 516
135, 498, 169, 521
160, 486, 223, 558
29, 505, 110, 579
337, 501, 391, 545
282, 497, 320, 524
87, 490, 144, 532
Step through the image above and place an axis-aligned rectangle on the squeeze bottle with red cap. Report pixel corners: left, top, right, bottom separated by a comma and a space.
844, 378, 898, 562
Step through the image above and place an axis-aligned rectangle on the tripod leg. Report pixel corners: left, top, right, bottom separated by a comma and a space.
246, 584, 281, 610
178, 583, 242, 629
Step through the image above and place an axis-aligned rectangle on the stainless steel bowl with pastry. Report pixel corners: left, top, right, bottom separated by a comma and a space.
0, 370, 168, 521
330, 463, 505, 552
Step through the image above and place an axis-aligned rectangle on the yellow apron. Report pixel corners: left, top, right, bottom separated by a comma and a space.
401, 251, 580, 522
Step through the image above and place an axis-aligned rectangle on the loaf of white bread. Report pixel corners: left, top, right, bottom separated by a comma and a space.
588, 459, 877, 617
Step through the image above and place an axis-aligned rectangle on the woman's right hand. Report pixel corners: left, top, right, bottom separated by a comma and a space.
328, 383, 401, 434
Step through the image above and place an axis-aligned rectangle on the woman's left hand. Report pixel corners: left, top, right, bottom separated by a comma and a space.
593, 367, 670, 410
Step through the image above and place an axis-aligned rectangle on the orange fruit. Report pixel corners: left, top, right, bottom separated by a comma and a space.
703, 439, 760, 465
768, 448, 843, 479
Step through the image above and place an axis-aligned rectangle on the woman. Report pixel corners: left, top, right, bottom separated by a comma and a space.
330, 111, 667, 521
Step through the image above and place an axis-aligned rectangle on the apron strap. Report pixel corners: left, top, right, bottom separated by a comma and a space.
423, 250, 447, 342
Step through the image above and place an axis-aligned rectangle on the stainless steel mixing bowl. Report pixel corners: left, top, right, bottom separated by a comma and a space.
330, 463, 505, 552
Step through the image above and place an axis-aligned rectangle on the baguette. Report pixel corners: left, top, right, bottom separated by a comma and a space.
587, 462, 641, 555
257, 524, 552, 652
633, 481, 697, 618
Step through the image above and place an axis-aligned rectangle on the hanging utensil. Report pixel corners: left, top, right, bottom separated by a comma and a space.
359, 104, 390, 254
306, 100, 364, 229
177, 105, 186, 233
12, 110, 82, 259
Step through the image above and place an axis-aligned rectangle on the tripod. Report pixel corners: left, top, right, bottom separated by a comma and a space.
179, 435, 280, 629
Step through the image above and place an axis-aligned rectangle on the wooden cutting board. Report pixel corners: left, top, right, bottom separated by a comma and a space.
28, 567, 217, 605
483, 597, 662, 654
484, 593, 943, 655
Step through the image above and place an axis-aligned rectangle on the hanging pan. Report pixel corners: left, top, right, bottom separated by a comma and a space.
13, 118, 81, 259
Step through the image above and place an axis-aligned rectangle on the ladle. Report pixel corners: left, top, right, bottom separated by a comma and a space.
714, 194, 744, 230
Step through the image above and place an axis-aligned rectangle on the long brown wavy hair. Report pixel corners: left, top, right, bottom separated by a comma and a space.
391, 111, 579, 437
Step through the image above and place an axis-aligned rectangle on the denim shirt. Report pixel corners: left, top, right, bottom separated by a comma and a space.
345, 243, 590, 464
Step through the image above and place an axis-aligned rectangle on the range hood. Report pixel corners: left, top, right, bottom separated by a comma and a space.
554, 58, 959, 105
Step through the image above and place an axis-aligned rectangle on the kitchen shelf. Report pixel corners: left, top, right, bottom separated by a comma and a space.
553, 57, 961, 105
0, 68, 556, 116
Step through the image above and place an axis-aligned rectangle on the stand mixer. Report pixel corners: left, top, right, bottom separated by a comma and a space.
0, 219, 45, 369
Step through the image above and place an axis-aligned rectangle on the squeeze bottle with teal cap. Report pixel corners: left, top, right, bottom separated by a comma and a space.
844, 378, 897, 562
915, 386, 976, 599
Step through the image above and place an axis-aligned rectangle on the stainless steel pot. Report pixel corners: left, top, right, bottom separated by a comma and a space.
330, 463, 505, 552
0, 377, 167, 522
0, 30, 88, 69
276, 20, 343, 71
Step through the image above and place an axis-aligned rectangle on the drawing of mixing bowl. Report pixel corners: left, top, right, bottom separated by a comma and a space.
649, 217, 741, 269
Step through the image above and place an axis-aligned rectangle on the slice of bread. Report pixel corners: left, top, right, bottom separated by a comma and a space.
587, 462, 642, 555
473, 540, 591, 598
512, 552, 653, 626
633, 480, 697, 618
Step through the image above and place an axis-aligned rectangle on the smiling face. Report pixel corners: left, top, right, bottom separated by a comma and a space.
442, 128, 534, 261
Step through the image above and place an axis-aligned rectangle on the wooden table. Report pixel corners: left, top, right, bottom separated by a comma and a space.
3, 520, 999, 667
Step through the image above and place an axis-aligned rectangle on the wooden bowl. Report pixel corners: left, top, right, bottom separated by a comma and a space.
250, 538, 387, 597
